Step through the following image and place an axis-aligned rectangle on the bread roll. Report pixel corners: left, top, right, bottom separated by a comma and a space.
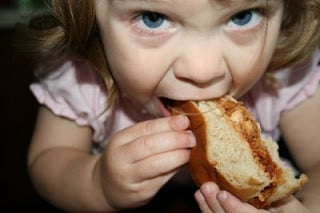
172, 96, 308, 209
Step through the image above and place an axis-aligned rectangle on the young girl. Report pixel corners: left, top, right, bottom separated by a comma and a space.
27, 0, 320, 212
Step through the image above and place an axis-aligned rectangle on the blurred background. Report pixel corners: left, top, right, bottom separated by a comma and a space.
0, 1, 199, 212
0, 0, 61, 211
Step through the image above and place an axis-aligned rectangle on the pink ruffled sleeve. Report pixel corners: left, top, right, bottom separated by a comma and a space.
30, 61, 111, 143
242, 49, 320, 140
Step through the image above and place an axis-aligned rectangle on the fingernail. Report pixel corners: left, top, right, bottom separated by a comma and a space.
202, 182, 218, 194
194, 190, 205, 202
217, 191, 228, 201
189, 133, 196, 146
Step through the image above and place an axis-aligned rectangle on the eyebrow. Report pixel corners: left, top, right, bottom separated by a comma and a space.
111, 0, 171, 4
215, 0, 275, 6
112, 0, 169, 2
110, 0, 172, 10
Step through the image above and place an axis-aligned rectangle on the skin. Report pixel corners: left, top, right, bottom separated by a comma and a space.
28, 0, 320, 212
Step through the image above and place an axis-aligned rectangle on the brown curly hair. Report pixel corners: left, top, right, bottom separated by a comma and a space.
27, 0, 320, 104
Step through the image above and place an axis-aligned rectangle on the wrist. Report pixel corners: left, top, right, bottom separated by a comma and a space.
91, 155, 118, 212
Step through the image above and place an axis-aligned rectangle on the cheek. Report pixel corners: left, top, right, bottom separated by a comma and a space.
108, 52, 146, 93
97, 15, 172, 104
230, 51, 272, 97
104, 41, 165, 101
231, 69, 262, 97
230, 30, 279, 97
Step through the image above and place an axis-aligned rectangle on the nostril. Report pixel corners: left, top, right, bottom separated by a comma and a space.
176, 70, 226, 87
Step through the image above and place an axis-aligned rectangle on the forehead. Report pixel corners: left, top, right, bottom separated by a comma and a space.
109, 0, 281, 12
108, 0, 282, 11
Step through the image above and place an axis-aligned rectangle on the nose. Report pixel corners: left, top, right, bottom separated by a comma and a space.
173, 40, 226, 85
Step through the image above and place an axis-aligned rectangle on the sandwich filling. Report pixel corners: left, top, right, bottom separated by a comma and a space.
215, 98, 279, 179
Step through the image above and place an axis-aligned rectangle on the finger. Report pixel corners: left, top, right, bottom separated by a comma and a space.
124, 130, 196, 163
116, 115, 190, 145
201, 182, 225, 213
195, 190, 212, 213
134, 148, 191, 181
217, 191, 267, 213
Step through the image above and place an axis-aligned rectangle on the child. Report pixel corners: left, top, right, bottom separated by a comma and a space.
27, 0, 320, 212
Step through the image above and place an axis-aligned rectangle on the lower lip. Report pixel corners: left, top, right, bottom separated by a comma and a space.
159, 100, 172, 117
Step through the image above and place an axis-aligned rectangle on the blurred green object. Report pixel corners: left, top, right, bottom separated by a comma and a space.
0, 0, 47, 28
18, 0, 45, 9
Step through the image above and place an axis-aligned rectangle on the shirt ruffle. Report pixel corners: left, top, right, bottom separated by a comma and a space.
30, 61, 111, 142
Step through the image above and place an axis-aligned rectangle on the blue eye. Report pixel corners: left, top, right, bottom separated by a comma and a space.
227, 10, 262, 29
231, 11, 253, 26
142, 12, 166, 29
136, 12, 171, 31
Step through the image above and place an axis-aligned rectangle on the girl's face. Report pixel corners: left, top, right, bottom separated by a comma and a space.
96, 0, 283, 116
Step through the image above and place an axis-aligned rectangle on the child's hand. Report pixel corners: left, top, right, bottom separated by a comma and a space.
194, 182, 312, 213
96, 115, 195, 210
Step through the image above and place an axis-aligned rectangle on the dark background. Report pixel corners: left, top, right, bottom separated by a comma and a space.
0, 2, 69, 210
0, 27, 61, 211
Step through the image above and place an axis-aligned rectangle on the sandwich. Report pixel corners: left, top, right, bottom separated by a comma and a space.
171, 96, 308, 209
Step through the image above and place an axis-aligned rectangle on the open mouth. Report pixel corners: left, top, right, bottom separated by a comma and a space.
159, 97, 175, 117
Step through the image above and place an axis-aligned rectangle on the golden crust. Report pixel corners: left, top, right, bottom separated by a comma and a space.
172, 100, 215, 184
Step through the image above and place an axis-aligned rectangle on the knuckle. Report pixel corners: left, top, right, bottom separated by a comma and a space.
142, 137, 156, 153
172, 149, 190, 166
176, 150, 190, 163
150, 158, 162, 172
172, 134, 184, 149
174, 132, 190, 148
144, 120, 157, 134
